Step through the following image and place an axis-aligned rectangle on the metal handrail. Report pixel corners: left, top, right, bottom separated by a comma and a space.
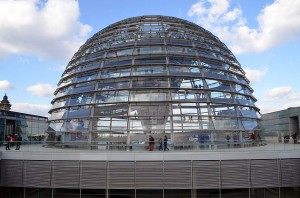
1, 140, 300, 153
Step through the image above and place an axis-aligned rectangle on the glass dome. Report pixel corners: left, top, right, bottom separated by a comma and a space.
48, 15, 260, 146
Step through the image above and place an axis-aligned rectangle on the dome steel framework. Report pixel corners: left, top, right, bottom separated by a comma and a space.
48, 15, 260, 145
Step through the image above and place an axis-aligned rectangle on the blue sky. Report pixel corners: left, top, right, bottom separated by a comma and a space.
0, 0, 300, 117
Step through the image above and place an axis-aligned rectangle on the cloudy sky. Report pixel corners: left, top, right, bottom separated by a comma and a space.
0, 0, 300, 117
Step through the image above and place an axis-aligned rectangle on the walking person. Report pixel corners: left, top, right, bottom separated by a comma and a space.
163, 135, 169, 151
5, 135, 10, 150
15, 134, 22, 150
158, 138, 163, 151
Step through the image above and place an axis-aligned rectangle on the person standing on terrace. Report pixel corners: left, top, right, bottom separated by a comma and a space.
164, 135, 169, 151
5, 135, 10, 150
15, 134, 22, 150
149, 135, 155, 151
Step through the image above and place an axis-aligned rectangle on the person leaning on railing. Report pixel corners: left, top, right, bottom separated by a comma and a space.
249, 133, 257, 145
292, 132, 299, 144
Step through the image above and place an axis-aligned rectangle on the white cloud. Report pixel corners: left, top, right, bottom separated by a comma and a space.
26, 83, 56, 97
258, 86, 300, 113
244, 66, 268, 83
264, 86, 292, 99
48, 65, 66, 71
188, 0, 300, 54
258, 105, 282, 114
259, 100, 300, 114
0, 80, 15, 90
11, 102, 50, 117
262, 86, 300, 103
0, 0, 92, 61
282, 101, 300, 109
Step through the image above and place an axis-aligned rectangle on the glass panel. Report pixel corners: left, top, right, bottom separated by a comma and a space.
53, 188, 80, 198
48, 122, 63, 131
81, 189, 106, 198
180, 103, 200, 115
109, 190, 135, 198
229, 66, 244, 75
203, 68, 227, 80
62, 66, 80, 78
100, 68, 131, 78
55, 86, 73, 98
68, 94, 93, 106
25, 188, 52, 198
206, 79, 232, 92
58, 77, 73, 88
98, 80, 130, 90
106, 48, 133, 57
130, 103, 170, 133
80, 63, 101, 72
164, 189, 191, 198
91, 118, 111, 130
133, 46, 165, 55
235, 94, 255, 106
134, 56, 166, 64
197, 189, 220, 198
132, 78, 168, 88
169, 57, 199, 66
169, 66, 193, 76
111, 118, 128, 131
72, 83, 95, 94
60, 119, 88, 133
75, 72, 97, 83
0, 187, 24, 198
210, 91, 234, 103
198, 50, 216, 58
228, 73, 248, 85
166, 39, 193, 46
281, 187, 300, 198
241, 118, 258, 130
93, 105, 128, 117
172, 89, 203, 100
0, 125, 4, 141
52, 98, 68, 109
95, 90, 129, 103
213, 117, 240, 130
136, 38, 164, 45
167, 46, 196, 55
136, 189, 163, 198
103, 59, 132, 67
48, 109, 65, 120
130, 90, 169, 101
0, 118, 5, 125
65, 106, 92, 118
250, 188, 279, 198
234, 84, 252, 95
210, 104, 237, 117
171, 78, 203, 89
189, 67, 201, 73
132, 66, 167, 76
85, 52, 105, 62
238, 106, 258, 118
221, 188, 249, 198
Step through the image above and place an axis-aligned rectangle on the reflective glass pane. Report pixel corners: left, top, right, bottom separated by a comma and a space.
98, 80, 130, 90
95, 90, 129, 103
130, 90, 169, 101
132, 78, 168, 88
